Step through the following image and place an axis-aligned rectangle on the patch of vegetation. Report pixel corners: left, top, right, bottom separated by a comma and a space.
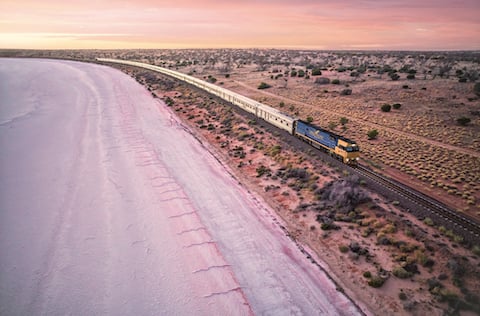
474, 82, 480, 96
368, 275, 386, 288
456, 117, 471, 126
423, 217, 434, 226
393, 266, 413, 279
367, 129, 379, 140
164, 96, 175, 106
256, 165, 271, 178
258, 82, 271, 89
331, 79, 340, 85
311, 68, 322, 76
392, 103, 402, 109
339, 245, 349, 253
381, 104, 392, 112
314, 77, 330, 84
207, 75, 217, 83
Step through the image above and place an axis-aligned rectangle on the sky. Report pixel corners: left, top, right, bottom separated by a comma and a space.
1, 0, 479, 50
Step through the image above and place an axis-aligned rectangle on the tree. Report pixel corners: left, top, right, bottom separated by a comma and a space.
306, 116, 314, 123
367, 129, 378, 140
381, 104, 391, 112
457, 117, 471, 126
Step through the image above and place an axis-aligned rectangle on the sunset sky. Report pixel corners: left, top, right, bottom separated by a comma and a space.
1, 0, 479, 50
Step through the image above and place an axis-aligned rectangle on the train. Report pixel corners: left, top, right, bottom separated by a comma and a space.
96, 58, 360, 164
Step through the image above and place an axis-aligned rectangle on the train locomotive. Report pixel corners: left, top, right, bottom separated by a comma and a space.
97, 58, 360, 164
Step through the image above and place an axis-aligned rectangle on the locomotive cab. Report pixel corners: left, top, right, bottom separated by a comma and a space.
335, 139, 360, 164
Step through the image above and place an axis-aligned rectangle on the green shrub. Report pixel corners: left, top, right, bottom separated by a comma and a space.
381, 104, 391, 112
393, 266, 412, 279
367, 129, 379, 140
474, 82, 480, 96
399, 292, 407, 300
256, 165, 271, 177
339, 245, 349, 253
306, 116, 314, 123
312, 68, 322, 76
389, 73, 400, 81
363, 271, 372, 278
332, 79, 340, 84
368, 275, 386, 288
207, 75, 217, 83
423, 217, 434, 226
258, 82, 271, 89
392, 103, 402, 109
472, 245, 480, 256
457, 117, 471, 126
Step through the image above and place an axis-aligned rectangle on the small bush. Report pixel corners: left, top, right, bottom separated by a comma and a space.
339, 245, 349, 253
457, 117, 471, 126
258, 82, 271, 89
392, 103, 402, 109
399, 292, 407, 300
312, 68, 322, 76
332, 79, 340, 84
256, 165, 271, 177
474, 82, 480, 96
306, 116, 314, 123
340, 117, 348, 125
363, 271, 372, 278
341, 89, 352, 95
423, 217, 434, 226
367, 129, 379, 140
407, 74, 415, 80
393, 266, 412, 279
314, 77, 330, 84
389, 73, 400, 81
368, 275, 386, 288
472, 245, 480, 256
381, 104, 391, 112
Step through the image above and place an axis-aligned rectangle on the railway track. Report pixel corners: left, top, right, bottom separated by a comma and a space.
351, 164, 480, 244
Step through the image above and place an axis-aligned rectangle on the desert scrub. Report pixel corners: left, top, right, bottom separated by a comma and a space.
392, 266, 412, 279
257, 82, 271, 89
368, 275, 386, 288
339, 245, 349, 253
256, 165, 271, 178
423, 217, 434, 226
